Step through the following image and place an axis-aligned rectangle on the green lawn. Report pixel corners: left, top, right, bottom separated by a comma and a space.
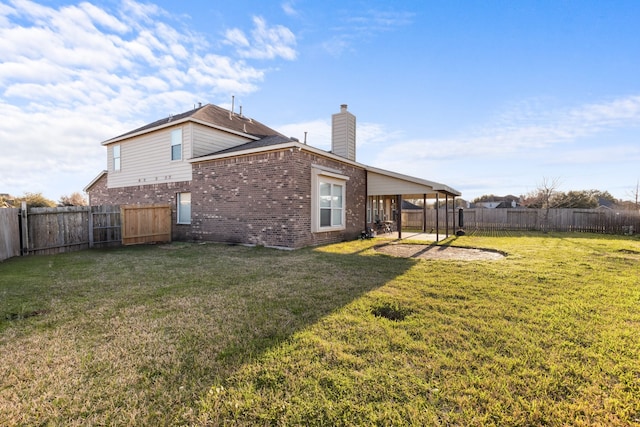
0, 233, 639, 426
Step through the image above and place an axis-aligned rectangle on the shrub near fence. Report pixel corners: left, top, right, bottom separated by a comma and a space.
402, 208, 640, 234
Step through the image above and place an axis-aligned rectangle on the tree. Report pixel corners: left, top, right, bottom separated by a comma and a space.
16, 192, 56, 208
521, 177, 561, 231
627, 179, 640, 211
434, 198, 468, 209
521, 177, 561, 209
551, 190, 598, 209
59, 192, 88, 206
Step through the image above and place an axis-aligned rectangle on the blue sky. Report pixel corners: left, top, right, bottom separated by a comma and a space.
1, 0, 639, 202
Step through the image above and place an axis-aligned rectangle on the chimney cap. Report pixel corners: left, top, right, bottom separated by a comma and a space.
340, 104, 348, 111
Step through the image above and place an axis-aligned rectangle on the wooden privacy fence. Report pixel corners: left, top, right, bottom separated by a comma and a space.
21, 205, 122, 255
402, 208, 640, 234
0, 204, 171, 259
26, 205, 91, 255
0, 208, 20, 261
121, 204, 171, 245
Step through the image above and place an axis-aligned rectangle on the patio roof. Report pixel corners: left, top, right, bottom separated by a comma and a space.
366, 167, 461, 198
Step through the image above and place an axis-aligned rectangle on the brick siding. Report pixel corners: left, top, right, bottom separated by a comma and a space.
86, 174, 192, 241
87, 148, 367, 248
191, 148, 366, 248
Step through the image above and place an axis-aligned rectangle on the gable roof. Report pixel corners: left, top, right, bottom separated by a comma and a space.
191, 138, 461, 197
98, 102, 461, 198
83, 170, 107, 192
102, 104, 284, 145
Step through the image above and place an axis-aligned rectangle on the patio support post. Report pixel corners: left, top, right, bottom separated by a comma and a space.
446, 194, 449, 237
397, 194, 402, 239
436, 193, 440, 242
422, 194, 427, 233
453, 196, 456, 229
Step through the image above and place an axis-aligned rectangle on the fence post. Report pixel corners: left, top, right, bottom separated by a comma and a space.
19, 201, 28, 255
88, 206, 94, 248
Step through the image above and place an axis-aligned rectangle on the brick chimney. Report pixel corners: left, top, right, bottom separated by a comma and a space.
331, 104, 356, 161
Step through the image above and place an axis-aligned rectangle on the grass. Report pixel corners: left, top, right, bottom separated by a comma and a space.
0, 233, 639, 426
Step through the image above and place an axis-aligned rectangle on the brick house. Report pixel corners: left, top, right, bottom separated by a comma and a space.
85, 103, 460, 248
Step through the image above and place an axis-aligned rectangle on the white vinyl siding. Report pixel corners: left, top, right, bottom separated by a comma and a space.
367, 171, 435, 197
177, 192, 191, 224
191, 123, 253, 157
107, 126, 192, 189
105, 122, 255, 190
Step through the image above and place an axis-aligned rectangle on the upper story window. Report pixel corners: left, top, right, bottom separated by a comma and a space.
113, 144, 121, 171
311, 167, 348, 232
171, 128, 182, 161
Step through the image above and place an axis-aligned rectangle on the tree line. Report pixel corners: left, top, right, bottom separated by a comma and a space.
427, 178, 640, 211
0, 192, 87, 208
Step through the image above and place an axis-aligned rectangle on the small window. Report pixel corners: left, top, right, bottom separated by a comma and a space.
177, 192, 191, 224
171, 129, 182, 161
113, 145, 121, 171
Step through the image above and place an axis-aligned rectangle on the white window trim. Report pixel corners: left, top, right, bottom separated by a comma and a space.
311, 168, 349, 233
113, 144, 121, 172
171, 128, 182, 161
177, 192, 191, 224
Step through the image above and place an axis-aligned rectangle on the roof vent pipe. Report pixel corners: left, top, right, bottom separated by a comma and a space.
230, 95, 235, 119
304, 131, 307, 144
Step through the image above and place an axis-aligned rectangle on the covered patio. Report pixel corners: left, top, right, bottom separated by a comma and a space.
365, 167, 462, 241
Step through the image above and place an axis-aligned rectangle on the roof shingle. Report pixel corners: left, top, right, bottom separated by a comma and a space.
108, 103, 284, 141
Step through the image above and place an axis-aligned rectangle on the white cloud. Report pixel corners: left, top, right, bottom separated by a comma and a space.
281, 1, 298, 17
322, 9, 414, 56
276, 119, 330, 148
275, 119, 394, 152
0, 0, 297, 199
368, 94, 640, 168
345, 10, 415, 32
351, 95, 640, 201
224, 16, 297, 60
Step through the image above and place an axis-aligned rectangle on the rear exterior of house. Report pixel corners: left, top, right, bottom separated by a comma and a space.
86, 103, 460, 248
190, 149, 366, 248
